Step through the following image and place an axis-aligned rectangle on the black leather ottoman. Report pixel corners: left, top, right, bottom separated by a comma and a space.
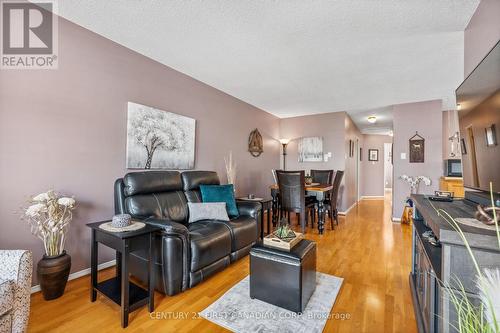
249, 240, 316, 312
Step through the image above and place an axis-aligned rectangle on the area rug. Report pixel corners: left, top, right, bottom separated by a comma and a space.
199, 272, 343, 333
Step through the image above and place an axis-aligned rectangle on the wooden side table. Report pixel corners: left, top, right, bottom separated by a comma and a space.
237, 198, 273, 239
87, 221, 160, 328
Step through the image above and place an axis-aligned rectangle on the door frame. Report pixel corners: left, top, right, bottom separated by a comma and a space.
466, 125, 479, 187
356, 138, 361, 202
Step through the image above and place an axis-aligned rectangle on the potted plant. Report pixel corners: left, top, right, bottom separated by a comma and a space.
24, 190, 75, 300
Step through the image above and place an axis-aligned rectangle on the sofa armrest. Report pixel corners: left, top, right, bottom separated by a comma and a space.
236, 201, 262, 219
0, 250, 32, 333
142, 218, 189, 295
144, 217, 189, 238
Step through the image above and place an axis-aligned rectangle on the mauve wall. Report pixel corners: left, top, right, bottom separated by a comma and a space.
361, 135, 393, 197
0, 16, 280, 285
464, 0, 500, 77
392, 100, 443, 219
459, 93, 500, 190
278, 112, 351, 211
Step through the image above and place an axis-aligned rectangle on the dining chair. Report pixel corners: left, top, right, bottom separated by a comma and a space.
310, 169, 334, 185
323, 170, 344, 229
276, 170, 315, 233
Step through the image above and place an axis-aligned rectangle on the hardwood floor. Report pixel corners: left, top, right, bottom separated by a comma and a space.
29, 197, 417, 333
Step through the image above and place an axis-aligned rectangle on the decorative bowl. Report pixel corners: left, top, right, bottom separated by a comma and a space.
111, 214, 132, 228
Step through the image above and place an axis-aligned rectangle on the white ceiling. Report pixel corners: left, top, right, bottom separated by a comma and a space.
349, 106, 395, 135
57, 0, 479, 133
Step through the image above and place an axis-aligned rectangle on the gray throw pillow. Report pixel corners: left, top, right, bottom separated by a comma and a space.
188, 202, 230, 223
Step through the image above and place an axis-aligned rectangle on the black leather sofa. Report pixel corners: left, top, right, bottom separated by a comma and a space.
114, 170, 260, 295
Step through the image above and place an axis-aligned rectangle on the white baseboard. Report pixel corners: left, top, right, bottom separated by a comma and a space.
31, 259, 116, 294
338, 202, 357, 215
360, 196, 385, 200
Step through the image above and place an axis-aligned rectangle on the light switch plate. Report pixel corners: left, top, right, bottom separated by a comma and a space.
401, 153, 407, 160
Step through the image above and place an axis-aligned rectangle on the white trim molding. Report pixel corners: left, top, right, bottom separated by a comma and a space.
338, 202, 358, 216
392, 217, 402, 222
31, 259, 116, 294
359, 196, 385, 200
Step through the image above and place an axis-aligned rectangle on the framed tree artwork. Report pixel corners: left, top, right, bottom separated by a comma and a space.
368, 149, 379, 161
126, 102, 196, 169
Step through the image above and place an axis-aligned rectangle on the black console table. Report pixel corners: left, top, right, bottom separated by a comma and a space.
87, 221, 160, 328
409, 195, 500, 333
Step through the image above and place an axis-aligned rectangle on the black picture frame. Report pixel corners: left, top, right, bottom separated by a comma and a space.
461, 138, 467, 155
368, 149, 379, 161
485, 124, 497, 147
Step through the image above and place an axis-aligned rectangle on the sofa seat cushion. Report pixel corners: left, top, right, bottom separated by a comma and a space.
188, 222, 231, 272
0, 279, 14, 317
214, 216, 258, 252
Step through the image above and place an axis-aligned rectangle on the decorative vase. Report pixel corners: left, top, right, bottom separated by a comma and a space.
37, 250, 71, 300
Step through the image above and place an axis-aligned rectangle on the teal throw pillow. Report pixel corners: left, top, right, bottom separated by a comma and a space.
199, 184, 239, 218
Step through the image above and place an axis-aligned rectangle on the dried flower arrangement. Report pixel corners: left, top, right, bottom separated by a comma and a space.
24, 190, 76, 257
224, 151, 237, 191
399, 174, 432, 194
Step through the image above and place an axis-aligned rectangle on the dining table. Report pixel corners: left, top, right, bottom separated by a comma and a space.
269, 183, 334, 235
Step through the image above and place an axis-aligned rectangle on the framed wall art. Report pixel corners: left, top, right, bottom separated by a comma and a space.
298, 136, 323, 162
461, 138, 467, 155
409, 132, 425, 163
368, 149, 379, 161
248, 128, 263, 157
126, 102, 196, 169
485, 124, 497, 147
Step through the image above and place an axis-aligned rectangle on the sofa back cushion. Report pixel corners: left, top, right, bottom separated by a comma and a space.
181, 171, 220, 203
122, 171, 188, 223
123, 171, 182, 196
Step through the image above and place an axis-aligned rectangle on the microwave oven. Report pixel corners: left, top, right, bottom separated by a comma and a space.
444, 159, 462, 177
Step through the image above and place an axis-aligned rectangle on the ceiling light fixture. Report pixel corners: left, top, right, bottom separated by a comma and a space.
367, 116, 377, 124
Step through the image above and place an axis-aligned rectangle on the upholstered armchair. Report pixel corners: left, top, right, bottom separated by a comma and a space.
0, 250, 33, 333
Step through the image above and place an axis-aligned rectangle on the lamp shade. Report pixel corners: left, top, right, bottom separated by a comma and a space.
279, 138, 290, 145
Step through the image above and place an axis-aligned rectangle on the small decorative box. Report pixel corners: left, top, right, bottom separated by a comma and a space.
111, 214, 132, 228
263, 232, 304, 251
